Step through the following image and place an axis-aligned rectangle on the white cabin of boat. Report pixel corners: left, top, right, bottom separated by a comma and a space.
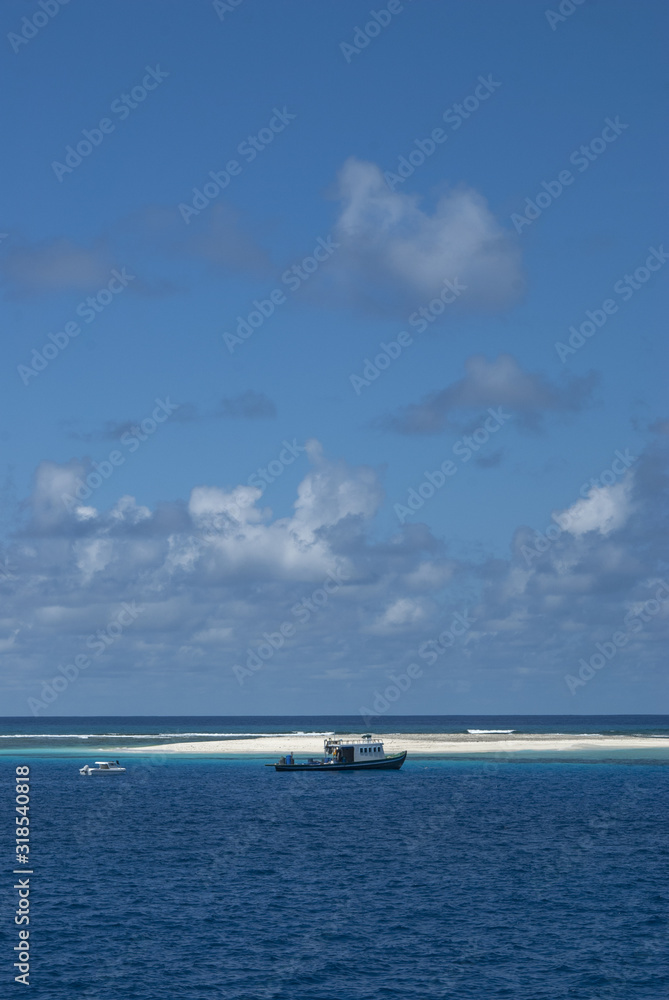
324, 734, 386, 763
79, 760, 126, 774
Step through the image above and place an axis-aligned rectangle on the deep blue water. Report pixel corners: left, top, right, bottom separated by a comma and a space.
2, 747, 669, 998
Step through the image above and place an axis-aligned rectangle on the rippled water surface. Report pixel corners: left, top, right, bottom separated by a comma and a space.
6, 754, 669, 999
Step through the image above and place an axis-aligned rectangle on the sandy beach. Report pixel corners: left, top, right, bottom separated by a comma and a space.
121, 734, 669, 756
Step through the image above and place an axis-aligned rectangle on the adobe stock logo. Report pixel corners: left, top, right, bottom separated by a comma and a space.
212, 0, 244, 20
339, 1, 412, 63
8, 0, 70, 54
17, 268, 135, 385
60, 398, 180, 512
511, 117, 628, 234
51, 66, 169, 181
394, 408, 511, 524
349, 278, 466, 395
384, 76, 501, 191
223, 235, 338, 353
178, 107, 296, 224
565, 580, 669, 695
554, 247, 668, 363
545, 0, 588, 31
522, 449, 636, 565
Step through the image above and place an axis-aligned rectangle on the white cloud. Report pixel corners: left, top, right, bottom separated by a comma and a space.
188, 484, 265, 530
330, 158, 523, 313
110, 496, 151, 524
558, 479, 634, 537
405, 561, 454, 591
75, 506, 98, 522
291, 440, 383, 544
74, 538, 114, 583
32, 460, 85, 527
370, 597, 429, 634
2, 440, 668, 713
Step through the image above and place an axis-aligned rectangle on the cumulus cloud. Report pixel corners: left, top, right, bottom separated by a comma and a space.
382, 354, 597, 434
291, 440, 384, 545
74, 538, 115, 583
30, 460, 86, 528
556, 479, 634, 538
1, 437, 668, 713
326, 158, 523, 315
469, 448, 669, 695
369, 597, 429, 634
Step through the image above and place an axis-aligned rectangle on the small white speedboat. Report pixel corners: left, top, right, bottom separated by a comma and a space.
79, 760, 126, 775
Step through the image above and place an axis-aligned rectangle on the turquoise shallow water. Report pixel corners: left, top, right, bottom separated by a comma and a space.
2, 714, 669, 755
3, 719, 669, 997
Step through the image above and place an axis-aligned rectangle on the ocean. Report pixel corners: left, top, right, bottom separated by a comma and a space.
2, 717, 668, 998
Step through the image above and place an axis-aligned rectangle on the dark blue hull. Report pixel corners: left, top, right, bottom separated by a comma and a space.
271, 750, 407, 771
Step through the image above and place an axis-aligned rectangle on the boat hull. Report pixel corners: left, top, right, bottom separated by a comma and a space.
79, 768, 126, 775
272, 751, 407, 772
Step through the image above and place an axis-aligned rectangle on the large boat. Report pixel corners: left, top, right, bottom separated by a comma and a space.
79, 760, 126, 775
268, 735, 407, 771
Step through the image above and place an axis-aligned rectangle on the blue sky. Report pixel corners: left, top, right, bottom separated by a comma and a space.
1, 0, 667, 716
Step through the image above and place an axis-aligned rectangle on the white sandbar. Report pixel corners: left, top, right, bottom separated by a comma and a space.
121, 734, 669, 756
